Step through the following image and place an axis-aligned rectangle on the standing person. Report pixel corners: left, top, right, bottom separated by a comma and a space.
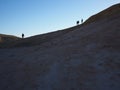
81, 19, 83, 24
22, 33, 24, 38
76, 21, 79, 25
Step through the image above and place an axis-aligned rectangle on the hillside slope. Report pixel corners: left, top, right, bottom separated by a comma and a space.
1, 3, 119, 48
0, 34, 20, 43
0, 3, 120, 90
0, 34, 20, 48
83, 3, 120, 25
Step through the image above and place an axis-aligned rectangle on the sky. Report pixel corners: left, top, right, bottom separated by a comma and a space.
0, 0, 120, 37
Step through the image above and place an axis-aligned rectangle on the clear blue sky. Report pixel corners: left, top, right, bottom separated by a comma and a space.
0, 0, 120, 37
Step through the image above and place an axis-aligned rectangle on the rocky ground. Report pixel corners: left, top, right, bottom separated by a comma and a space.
0, 4, 120, 90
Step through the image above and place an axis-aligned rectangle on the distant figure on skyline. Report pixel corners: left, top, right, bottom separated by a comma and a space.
76, 21, 79, 25
81, 19, 83, 24
22, 33, 24, 38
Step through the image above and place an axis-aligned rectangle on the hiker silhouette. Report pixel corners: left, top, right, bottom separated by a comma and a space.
22, 33, 24, 38
76, 21, 79, 25
81, 19, 83, 24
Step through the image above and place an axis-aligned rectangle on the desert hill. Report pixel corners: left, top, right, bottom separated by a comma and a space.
0, 3, 120, 90
84, 3, 120, 25
0, 4, 120, 47
1, 3, 120, 48
0, 25, 81, 48
0, 34, 20, 48
0, 34, 20, 43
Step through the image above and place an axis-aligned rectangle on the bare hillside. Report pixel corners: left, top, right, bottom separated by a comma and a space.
0, 3, 120, 90
0, 34, 20, 48
1, 3, 120, 48
83, 3, 120, 25
0, 34, 20, 43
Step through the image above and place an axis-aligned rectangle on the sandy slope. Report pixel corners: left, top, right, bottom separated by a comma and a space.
0, 4, 120, 90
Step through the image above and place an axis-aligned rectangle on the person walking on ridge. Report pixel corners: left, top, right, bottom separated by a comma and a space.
81, 19, 83, 24
76, 21, 79, 25
22, 33, 24, 38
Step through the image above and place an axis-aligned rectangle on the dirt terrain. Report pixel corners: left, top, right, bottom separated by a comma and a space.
0, 3, 120, 90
